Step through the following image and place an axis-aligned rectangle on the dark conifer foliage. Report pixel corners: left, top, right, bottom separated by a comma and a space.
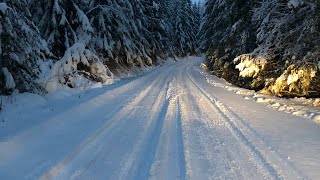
0, 0, 200, 95
0, 0, 51, 95
200, 0, 320, 97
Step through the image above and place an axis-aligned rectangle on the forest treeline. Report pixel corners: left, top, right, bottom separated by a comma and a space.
0, 0, 200, 95
199, 0, 320, 97
3, 0, 319, 98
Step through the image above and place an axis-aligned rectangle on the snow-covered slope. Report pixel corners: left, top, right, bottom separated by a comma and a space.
1, 57, 320, 179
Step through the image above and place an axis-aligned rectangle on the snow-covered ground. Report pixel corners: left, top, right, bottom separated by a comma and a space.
201, 64, 320, 123
1, 56, 320, 179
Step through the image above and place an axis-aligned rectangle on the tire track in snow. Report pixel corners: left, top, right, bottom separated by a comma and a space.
42, 86, 154, 179
41, 66, 175, 180
179, 74, 243, 179
57, 65, 176, 180
116, 70, 174, 180
166, 73, 186, 180
18, 61, 167, 141
177, 65, 211, 179
185, 66, 279, 178
6, 64, 167, 180
185, 65, 304, 179
149, 74, 186, 180
79, 69, 173, 180
132, 91, 170, 180
176, 99, 187, 180
178, 65, 232, 179
179, 75, 249, 179
3, 58, 315, 180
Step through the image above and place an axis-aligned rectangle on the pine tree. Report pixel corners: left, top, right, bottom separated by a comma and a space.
199, 0, 259, 87
0, 0, 201, 95
200, 0, 320, 97
142, 0, 170, 61
250, 0, 320, 96
0, 0, 51, 95
170, 0, 198, 56
29, 0, 94, 58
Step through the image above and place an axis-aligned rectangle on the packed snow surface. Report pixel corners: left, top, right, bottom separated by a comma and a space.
1, 57, 320, 179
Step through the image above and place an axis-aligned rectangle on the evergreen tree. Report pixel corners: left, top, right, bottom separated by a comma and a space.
171, 0, 198, 56
0, 0, 200, 95
250, 0, 320, 96
200, 0, 320, 97
199, 0, 258, 86
0, 0, 51, 95
143, 0, 170, 61
29, 0, 93, 58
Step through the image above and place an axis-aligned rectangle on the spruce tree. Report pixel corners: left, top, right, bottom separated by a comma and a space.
0, 0, 51, 95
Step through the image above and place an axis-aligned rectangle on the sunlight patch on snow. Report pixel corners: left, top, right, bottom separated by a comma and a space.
201, 65, 320, 123
270, 65, 317, 96
234, 54, 267, 78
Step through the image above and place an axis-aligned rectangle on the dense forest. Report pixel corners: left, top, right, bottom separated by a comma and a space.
2, 0, 320, 98
0, 0, 200, 95
199, 0, 320, 97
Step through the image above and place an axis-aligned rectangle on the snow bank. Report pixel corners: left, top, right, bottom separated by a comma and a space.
200, 65, 320, 123
44, 43, 113, 92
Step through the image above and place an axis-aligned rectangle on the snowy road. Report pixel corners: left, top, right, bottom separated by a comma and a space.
1, 57, 320, 179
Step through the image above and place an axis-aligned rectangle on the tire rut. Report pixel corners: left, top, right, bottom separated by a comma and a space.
185, 66, 304, 179
41, 67, 174, 180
